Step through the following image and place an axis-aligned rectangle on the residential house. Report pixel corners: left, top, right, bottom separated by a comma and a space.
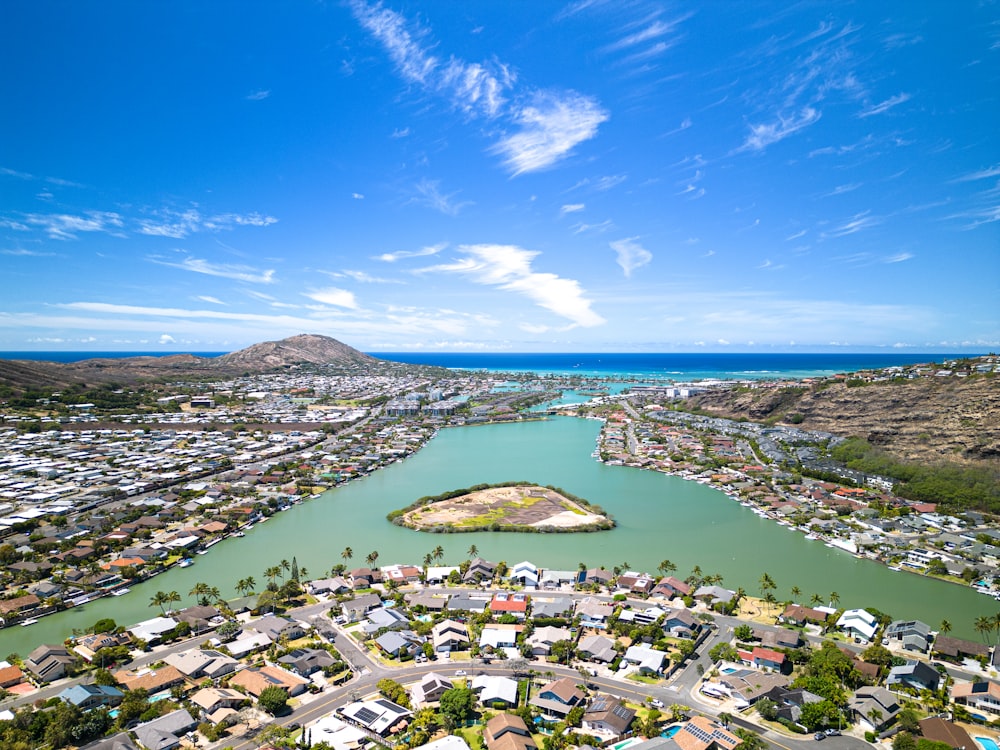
580, 568, 614, 588
883, 620, 933, 653
485, 713, 538, 750
446, 593, 489, 614
80, 732, 141, 750
758, 687, 825, 726
918, 718, 976, 750
671, 715, 742, 750
407, 592, 449, 612
582, 695, 635, 737
577, 634, 617, 664
73, 632, 131, 662
623, 645, 666, 675
340, 698, 412, 736
509, 561, 538, 588
692, 586, 736, 607
374, 630, 424, 658
133, 708, 198, 750
933, 635, 989, 661
128, 617, 179, 645
527, 625, 572, 657
411, 672, 453, 706
348, 567, 381, 589
778, 604, 828, 627
848, 687, 901, 730
836, 609, 879, 643
163, 648, 238, 680
251, 614, 305, 642
472, 674, 519, 708
753, 626, 802, 650
617, 572, 656, 596
716, 670, 790, 707
173, 605, 222, 633
480, 624, 523, 658
278, 647, 337, 677
0, 663, 26, 689
431, 619, 470, 654
60, 683, 124, 710
652, 577, 691, 600
307, 576, 353, 596
530, 676, 585, 719
662, 609, 700, 639
227, 630, 271, 659
189, 687, 246, 717
539, 570, 577, 589
463, 557, 497, 584
362, 607, 410, 635
886, 660, 941, 692
576, 598, 614, 629
114, 665, 185, 694
490, 592, 529, 620
952, 681, 1000, 717
618, 605, 667, 626
24, 644, 76, 682
382, 564, 421, 586
531, 597, 574, 619
342, 593, 383, 621
232, 663, 310, 697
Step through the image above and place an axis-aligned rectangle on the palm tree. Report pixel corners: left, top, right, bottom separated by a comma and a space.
150, 590, 169, 615
166, 590, 181, 613
342, 547, 353, 565
790, 585, 802, 601
280, 559, 290, 581
433, 545, 444, 564
974, 615, 993, 644
658, 560, 677, 576
939, 619, 952, 635
366, 550, 379, 568
810, 593, 823, 607
758, 572, 775, 599
208, 586, 222, 605
467, 544, 479, 559
244, 576, 256, 595
300, 566, 309, 581
264, 566, 281, 588
829, 591, 840, 609
190, 582, 211, 605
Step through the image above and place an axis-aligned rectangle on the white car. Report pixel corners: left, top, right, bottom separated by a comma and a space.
650, 699, 664, 708
455, 670, 467, 676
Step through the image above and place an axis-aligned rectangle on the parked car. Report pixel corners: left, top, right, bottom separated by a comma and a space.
814, 733, 826, 741
825, 729, 841, 736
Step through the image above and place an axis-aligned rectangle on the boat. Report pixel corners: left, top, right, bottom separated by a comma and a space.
178, 558, 194, 568
112, 588, 131, 596
234, 531, 245, 538
20, 618, 38, 626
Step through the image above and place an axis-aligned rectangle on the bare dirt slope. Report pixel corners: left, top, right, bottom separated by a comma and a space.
687, 376, 1000, 467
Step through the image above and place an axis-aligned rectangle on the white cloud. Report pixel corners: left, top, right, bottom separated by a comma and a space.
417, 243, 605, 327
823, 211, 883, 238
375, 243, 446, 263
1, 248, 56, 256
246, 89, 271, 101
391, 127, 410, 138
857, 92, 911, 118
411, 179, 473, 215
6, 211, 124, 240
352, 192, 365, 200
195, 295, 225, 305
150, 256, 276, 284
952, 164, 1000, 182
324, 269, 403, 284
303, 287, 360, 309
610, 237, 653, 277
560, 203, 585, 215
739, 107, 821, 152
139, 208, 277, 238
884, 253, 913, 263
492, 91, 608, 175
159, 334, 176, 344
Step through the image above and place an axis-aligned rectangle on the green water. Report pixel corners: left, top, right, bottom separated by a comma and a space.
0, 417, 991, 655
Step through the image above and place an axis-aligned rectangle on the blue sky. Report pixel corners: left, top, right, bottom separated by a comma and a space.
1, 1, 998, 353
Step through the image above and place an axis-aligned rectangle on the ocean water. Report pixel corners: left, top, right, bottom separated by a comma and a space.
1, 350, 971, 381
368, 351, 966, 380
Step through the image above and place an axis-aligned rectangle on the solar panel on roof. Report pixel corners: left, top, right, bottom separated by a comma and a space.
355, 707, 379, 724
612, 705, 631, 720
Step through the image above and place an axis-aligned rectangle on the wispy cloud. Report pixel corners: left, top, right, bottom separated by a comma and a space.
823, 211, 883, 238
883, 252, 913, 263
738, 107, 821, 152
822, 182, 862, 197
416, 243, 604, 327
951, 164, 1000, 183
324, 269, 403, 284
570, 174, 626, 192
303, 287, 360, 309
149, 256, 276, 284
1, 247, 56, 256
560, 203, 585, 215
3, 211, 125, 240
610, 237, 653, 277
138, 208, 278, 238
492, 91, 608, 175
391, 127, 410, 138
857, 92, 911, 118
350, 1, 606, 175
375, 243, 446, 263
195, 295, 226, 305
352, 192, 365, 200
572, 219, 614, 234
246, 89, 271, 101
411, 179, 473, 215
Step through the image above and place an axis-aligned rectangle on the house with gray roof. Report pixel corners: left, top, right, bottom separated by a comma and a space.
472, 674, 519, 707
80, 732, 140, 750
133, 708, 198, 750
578, 634, 617, 664
884, 620, 932, 653
163, 648, 238, 679
25, 643, 76, 682
251, 614, 304, 642
887, 660, 941, 692
342, 593, 383, 621
411, 672, 453, 706
849, 686, 900, 730
362, 607, 409, 635
432, 619, 470, 653
60, 683, 123, 710
623, 645, 665, 675
278, 647, 337, 677
375, 630, 423, 658
531, 597, 574, 619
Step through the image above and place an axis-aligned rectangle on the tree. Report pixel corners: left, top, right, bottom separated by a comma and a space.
565, 704, 585, 728
893, 732, 917, 750
366, 550, 379, 568
467, 544, 479, 559
658, 559, 677, 576
342, 547, 353, 565
290, 556, 299, 582
829, 591, 840, 609
166, 590, 181, 612
759, 572, 776, 601
258, 685, 289, 715
216, 620, 241, 642
190, 582, 211, 605
733, 728, 766, 750
810, 593, 823, 607
150, 591, 169, 615
550, 639, 576, 665
939, 619, 952, 635
439, 687, 476, 724
93, 667, 117, 686
974, 615, 994, 645
433, 545, 445, 563
734, 624, 754, 642
790, 585, 802, 601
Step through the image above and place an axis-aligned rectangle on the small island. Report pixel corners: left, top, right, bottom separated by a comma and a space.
388, 481, 615, 533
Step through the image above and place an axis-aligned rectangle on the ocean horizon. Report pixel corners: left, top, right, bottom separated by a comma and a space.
0, 350, 977, 381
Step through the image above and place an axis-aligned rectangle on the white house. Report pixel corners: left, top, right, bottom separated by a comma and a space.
836, 609, 878, 642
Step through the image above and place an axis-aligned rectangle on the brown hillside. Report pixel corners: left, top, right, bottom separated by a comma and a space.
687, 376, 1000, 468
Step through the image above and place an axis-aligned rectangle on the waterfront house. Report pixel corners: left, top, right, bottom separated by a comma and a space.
0, 593, 41, 618
411, 672, 453, 706
472, 674, 519, 708
582, 695, 635, 737
652, 576, 691, 600
307, 576, 352, 596
463, 557, 497, 583
886, 660, 941, 692
539, 569, 577, 589
932, 635, 989, 661
692, 585, 736, 607
581, 568, 614, 588
530, 676, 585, 719
74, 632, 131, 662
128, 616, 179, 645
348, 567, 382, 589
617, 571, 656, 596
883, 620, 933, 653
778, 604, 828, 626
59, 683, 123, 710
509, 561, 539, 588
485, 713, 537, 750
24, 644, 76, 682
848, 686, 900, 731
836, 609, 879, 643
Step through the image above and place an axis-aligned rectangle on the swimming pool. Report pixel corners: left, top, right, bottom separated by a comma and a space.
721, 667, 738, 674
662, 726, 682, 738
976, 737, 999, 750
